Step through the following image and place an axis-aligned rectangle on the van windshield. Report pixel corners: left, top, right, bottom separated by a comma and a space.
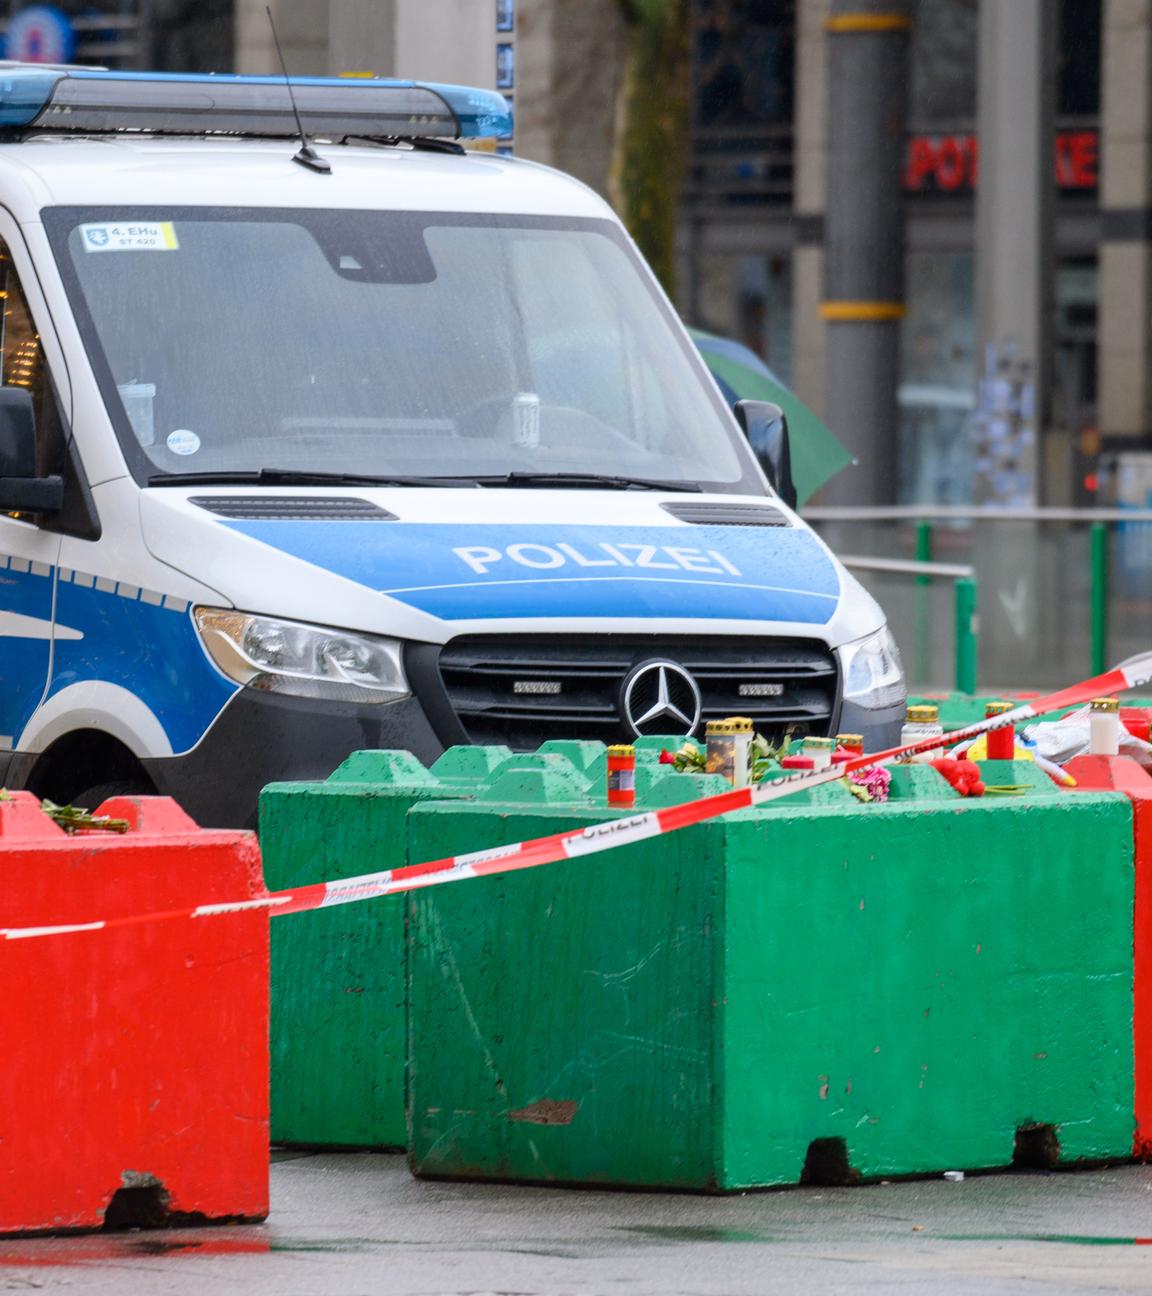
46, 207, 756, 491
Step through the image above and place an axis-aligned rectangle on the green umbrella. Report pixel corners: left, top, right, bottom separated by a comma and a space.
690, 327, 853, 505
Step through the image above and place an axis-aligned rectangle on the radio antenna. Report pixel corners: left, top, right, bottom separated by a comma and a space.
265, 4, 331, 174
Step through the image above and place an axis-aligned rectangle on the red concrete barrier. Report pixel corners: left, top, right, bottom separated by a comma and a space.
0, 794, 269, 1235
1065, 756, 1152, 1157
1122, 709, 1152, 745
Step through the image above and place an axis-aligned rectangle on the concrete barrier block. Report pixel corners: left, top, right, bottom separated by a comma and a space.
261, 744, 598, 1149
0, 794, 267, 1234
909, 693, 1152, 733
643, 772, 732, 807
633, 733, 693, 758
478, 754, 593, 803
327, 749, 438, 786
1065, 755, 1152, 1157
431, 745, 515, 784
977, 759, 1065, 794
884, 764, 959, 800
407, 789, 1134, 1191
759, 767, 862, 806
536, 740, 609, 785
260, 759, 470, 1149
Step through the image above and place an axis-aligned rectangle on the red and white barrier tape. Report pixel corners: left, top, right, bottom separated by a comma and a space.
4, 652, 1151, 943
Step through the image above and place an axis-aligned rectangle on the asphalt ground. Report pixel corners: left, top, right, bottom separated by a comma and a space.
3, 1152, 1152, 1294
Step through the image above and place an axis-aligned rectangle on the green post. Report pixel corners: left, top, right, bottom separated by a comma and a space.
954, 577, 978, 695
914, 520, 933, 686
1091, 522, 1110, 676
915, 520, 933, 572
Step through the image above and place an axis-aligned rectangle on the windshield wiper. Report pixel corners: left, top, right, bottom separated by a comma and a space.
147, 469, 472, 488
147, 468, 705, 492
474, 472, 704, 493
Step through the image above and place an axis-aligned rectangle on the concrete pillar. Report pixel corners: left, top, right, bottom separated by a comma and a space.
234, 0, 332, 76
972, 0, 1057, 506
394, 0, 496, 87
236, 0, 493, 84
513, 0, 625, 200
514, 0, 557, 167
821, 0, 913, 505
1098, 0, 1152, 447
791, 0, 831, 423
328, 0, 396, 77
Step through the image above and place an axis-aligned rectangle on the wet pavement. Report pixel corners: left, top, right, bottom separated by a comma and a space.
3, 1152, 1152, 1293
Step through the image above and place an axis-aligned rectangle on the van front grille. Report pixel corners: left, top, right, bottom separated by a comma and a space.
435, 634, 839, 749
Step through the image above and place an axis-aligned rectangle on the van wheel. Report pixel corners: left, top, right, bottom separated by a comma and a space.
66, 780, 153, 812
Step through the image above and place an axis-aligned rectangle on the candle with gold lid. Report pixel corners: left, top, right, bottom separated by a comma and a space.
985, 701, 1016, 761
901, 703, 944, 762
1089, 697, 1120, 756
705, 717, 753, 787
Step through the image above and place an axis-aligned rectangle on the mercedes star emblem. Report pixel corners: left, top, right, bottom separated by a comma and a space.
621, 659, 703, 737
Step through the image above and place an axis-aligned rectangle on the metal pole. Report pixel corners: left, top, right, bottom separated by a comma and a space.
820, 0, 913, 505
954, 577, 979, 695
1091, 522, 1110, 676
914, 519, 932, 685
915, 520, 933, 570
973, 0, 1056, 506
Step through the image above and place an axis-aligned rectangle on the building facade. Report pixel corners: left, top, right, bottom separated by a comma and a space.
681, 0, 1152, 507
7, 0, 1148, 507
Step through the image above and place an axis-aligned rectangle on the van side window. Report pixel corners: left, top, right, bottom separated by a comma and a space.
0, 245, 43, 382
0, 241, 58, 476
0, 240, 97, 538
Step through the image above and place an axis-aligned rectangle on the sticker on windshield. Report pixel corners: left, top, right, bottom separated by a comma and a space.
166, 429, 200, 456
80, 222, 179, 253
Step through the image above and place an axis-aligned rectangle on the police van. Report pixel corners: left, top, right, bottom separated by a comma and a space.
0, 66, 905, 826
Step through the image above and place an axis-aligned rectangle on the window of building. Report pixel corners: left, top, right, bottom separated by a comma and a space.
909, 0, 978, 129
1059, 0, 1102, 117
693, 252, 792, 380
899, 250, 976, 504
695, 0, 795, 128
687, 0, 796, 210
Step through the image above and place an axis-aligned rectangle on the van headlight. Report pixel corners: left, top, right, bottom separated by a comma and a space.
194, 608, 410, 705
839, 625, 906, 711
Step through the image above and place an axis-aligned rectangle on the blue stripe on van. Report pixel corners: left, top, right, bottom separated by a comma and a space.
225, 522, 841, 624
47, 578, 237, 753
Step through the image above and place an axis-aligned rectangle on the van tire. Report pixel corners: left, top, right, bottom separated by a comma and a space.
67, 780, 153, 813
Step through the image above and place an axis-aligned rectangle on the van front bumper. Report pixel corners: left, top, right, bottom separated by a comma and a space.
837, 698, 906, 755
143, 689, 445, 829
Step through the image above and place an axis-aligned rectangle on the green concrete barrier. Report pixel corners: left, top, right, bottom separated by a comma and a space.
261, 729, 1116, 1160
261, 745, 589, 1148
760, 765, 861, 806
884, 763, 958, 800
260, 750, 463, 1148
977, 759, 1065, 794
535, 739, 608, 788
407, 775, 1134, 1191
909, 693, 1152, 733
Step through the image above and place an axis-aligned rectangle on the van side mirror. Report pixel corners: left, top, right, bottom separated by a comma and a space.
734, 399, 797, 509
0, 388, 62, 513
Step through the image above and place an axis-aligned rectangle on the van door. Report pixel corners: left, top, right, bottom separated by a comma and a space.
0, 221, 67, 759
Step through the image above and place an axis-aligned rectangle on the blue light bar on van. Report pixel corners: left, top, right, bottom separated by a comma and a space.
0, 68, 511, 139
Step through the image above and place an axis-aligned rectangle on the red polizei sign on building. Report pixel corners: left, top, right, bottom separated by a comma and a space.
904, 129, 1099, 193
